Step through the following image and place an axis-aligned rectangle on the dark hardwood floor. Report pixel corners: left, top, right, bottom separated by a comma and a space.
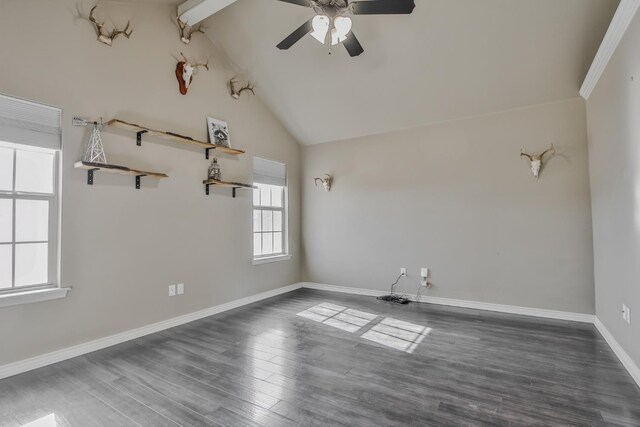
1, 288, 639, 426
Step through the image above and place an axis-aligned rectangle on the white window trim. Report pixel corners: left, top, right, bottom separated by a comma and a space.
252, 254, 292, 265
0, 127, 64, 306
252, 182, 290, 261
0, 286, 70, 308
0, 142, 61, 293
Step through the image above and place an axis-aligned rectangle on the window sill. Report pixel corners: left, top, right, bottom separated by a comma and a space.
252, 254, 292, 265
0, 287, 70, 308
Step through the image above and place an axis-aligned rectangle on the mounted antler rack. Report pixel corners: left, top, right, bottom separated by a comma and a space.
228, 77, 255, 100
86, 5, 133, 46
176, 13, 205, 44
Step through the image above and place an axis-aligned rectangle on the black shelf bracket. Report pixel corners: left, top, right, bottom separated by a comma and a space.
205, 147, 213, 160
87, 168, 98, 185
233, 187, 238, 198
205, 184, 210, 195
135, 174, 147, 190
136, 130, 148, 146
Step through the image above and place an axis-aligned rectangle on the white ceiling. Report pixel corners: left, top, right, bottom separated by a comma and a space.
204, 0, 618, 145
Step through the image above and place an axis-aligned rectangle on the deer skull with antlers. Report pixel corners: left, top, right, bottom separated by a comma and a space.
87, 6, 132, 46
520, 145, 555, 179
175, 14, 204, 45
228, 78, 255, 100
175, 53, 209, 95
314, 174, 333, 192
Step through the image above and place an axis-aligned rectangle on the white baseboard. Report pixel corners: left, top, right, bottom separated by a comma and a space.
594, 318, 640, 389
300, 282, 595, 323
0, 283, 303, 380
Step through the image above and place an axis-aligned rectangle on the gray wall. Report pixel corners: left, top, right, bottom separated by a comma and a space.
586, 11, 640, 368
0, 0, 301, 366
302, 98, 595, 314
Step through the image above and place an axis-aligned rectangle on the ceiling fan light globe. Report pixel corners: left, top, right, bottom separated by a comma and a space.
331, 16, 352, 45
310, 15, 330, 44
334, 16, 352, 35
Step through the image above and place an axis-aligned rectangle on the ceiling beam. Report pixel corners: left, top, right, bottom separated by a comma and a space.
580, 0, 640, 99
178, 0, 239, 26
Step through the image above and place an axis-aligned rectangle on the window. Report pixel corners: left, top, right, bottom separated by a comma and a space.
0, 94, 61, 294
253, 157, 287, 260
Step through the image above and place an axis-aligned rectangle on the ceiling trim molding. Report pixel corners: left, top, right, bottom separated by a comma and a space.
178, 0, 238, 26
580, 0, 640, 99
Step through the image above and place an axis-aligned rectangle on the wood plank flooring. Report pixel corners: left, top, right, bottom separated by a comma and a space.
1, 289, 639, 426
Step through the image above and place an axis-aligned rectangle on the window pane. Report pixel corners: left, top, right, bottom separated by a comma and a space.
262, 232, 273, 255
15, 150, 54, 194
253, 210, 262, 232
16, 199, 48, 242
0, 147, 13, 191
272, 186, 283, 208
253, 188, 260, 206
273, 232, 283, 254
253, 233, 262, 256
15, 242, 48, 286
0, 244, 11, 288
273, 211, 282, 232
260, 186, 271, 207
262, 210, 273, 232
0, 199, 12, 243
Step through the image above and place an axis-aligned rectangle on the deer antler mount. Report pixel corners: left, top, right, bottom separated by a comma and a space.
176, 14, 204, 45
520, 145, 555, 179
175, 53, 209, 95
314, 174, 332, 192
228, 78, 255, 100
87, 6, 132, 46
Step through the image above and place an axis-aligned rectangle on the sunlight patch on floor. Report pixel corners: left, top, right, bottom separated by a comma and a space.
362, 317, 432, 353
24, 414, 58, 427
297, 303, 377, 333
297, 302, 431, 353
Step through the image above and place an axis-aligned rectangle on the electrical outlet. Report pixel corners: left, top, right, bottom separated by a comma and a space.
177, 283, 184, 295
400, 268, 407, 276
622, 304, 631, 324
168, 284, 176, 297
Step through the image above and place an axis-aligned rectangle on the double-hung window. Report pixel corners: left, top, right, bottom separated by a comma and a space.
253, 157, 288, 261
0, 94, 61, 295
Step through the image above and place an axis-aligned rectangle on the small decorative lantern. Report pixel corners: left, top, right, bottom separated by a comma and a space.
208, 157, 221, 181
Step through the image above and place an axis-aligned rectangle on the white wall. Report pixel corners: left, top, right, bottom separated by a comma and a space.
587, 11, 640, 368
0, 0, 301, 366
302, 98, 595, 314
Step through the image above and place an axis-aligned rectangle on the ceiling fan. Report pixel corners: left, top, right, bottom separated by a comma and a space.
276, 0, 416, 57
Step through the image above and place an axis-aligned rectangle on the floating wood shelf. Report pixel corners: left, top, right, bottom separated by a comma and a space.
74, 161, 168, 189
108, 119, 245, 158
203, 178, 256, 197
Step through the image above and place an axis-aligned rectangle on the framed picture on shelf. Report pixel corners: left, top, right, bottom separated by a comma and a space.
207, 117, 231, 148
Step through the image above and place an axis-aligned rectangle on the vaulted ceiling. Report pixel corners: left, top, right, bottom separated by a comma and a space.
202, 0, 618, 145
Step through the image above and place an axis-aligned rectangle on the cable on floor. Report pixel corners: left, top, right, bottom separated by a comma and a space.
377, 274, 411, 304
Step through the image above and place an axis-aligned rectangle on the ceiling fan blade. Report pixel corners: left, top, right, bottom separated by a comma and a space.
276, 0, 313, 7
277, 19, 314, 50
350, 0, 415, 15
343, 31, 364, 57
